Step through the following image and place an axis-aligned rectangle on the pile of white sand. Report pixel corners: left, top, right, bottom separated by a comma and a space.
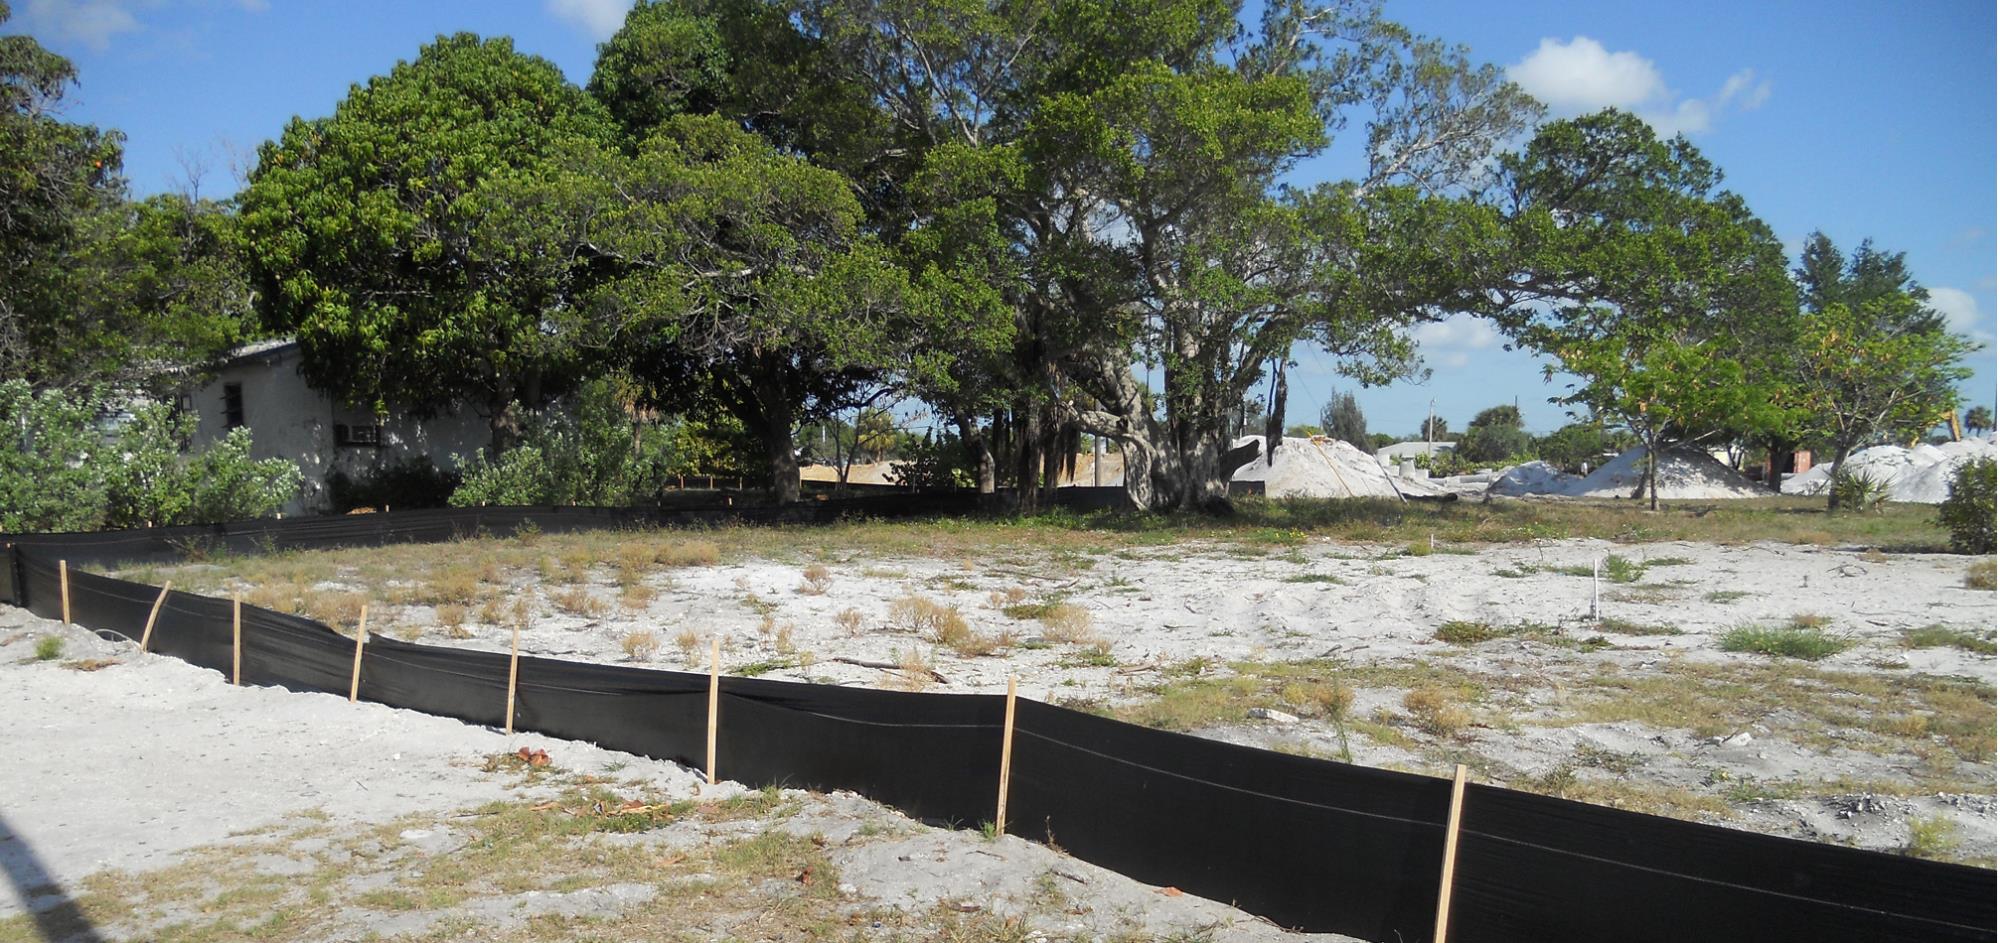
1782, 436, 1996, 503
1231, 435, 1421, 499
1490, 447, 1768, 500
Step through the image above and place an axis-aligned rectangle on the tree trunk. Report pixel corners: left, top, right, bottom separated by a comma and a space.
1014, 401, 1043, 513
744, 358, 800, 505
1647, 448, 1660, 511
758, 418, 800, 505
956, 415, 996, 494
1823, 444, 1853, 511
1765, 444, 1788, 493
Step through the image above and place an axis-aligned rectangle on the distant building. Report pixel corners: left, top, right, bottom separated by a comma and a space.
186, 339, 488, 514
1373, 440, 1456, 465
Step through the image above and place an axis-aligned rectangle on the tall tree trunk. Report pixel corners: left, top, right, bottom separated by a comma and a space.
1647, 448, 1660, 512
955, 415, 996, 494
1765, 443, 1788, 493
745, 358, 800, 505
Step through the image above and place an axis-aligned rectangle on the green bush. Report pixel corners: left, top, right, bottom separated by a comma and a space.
450, 378, 691, 507
1457, 424, 1535, 465
1936, 457, 1995, 554
0, 380, 301, 532
34, 636, 63, 661
1830, 469, 1891, 513
1718, 625, 1851, 660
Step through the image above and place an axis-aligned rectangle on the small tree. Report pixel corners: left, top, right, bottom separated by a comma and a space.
1320, 393, 1372, 454
1789, 300, 1975, 509
1936, 457, 1995, 554
1416, 416, 1449, 442
1966, 406, 1993, 437
1458, 403, 1532, 464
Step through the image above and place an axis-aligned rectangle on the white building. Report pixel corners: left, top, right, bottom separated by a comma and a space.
186, 339, 490, 514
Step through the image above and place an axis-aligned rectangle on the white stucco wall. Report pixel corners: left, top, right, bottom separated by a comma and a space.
187, 343, 490, 514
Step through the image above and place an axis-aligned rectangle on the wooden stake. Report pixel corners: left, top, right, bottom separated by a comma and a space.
504, 621, 522, 735
995, 675, 1019, 835
1432, 764, 1470, 943
348, 605, 369, 704
231, 594, 243, 686
705, 638, 720, 785
59, 560, 70, 626
139, 581, 173, 652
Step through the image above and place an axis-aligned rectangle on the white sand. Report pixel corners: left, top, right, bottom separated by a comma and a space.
1783, 436, 1997, 503
1489, 447, 1768, 500
1231, 435, 1426, 498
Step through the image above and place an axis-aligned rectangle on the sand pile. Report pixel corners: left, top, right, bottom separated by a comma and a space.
1490, 447, 1768, 500
1231, 435, 1422, 498
1782, 436, 1996, 503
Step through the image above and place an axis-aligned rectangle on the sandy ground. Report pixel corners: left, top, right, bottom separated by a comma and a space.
6, 534, 1993, 938
0, 608, 1350, 942
360, 536, 1996, 860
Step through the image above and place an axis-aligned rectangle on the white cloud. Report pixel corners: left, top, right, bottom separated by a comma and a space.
1507, 37, 1666, 113
1928, 286, 1993, 343
1413, 312, 1502, 352
1508, 37, 1772, 136
546, 0, 632, 39
1414, 313, 1503, 370
21, 0, 141, 51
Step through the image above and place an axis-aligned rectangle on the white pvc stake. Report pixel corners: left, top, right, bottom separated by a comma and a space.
1591, 556, 1602, 620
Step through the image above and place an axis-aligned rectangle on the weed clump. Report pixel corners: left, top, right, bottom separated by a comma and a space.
1434, 620, 1497, 644
1719, 625, 1851, 660
34, 635, 63, 661
799, 563, 832, 595
1402, 687, 1470, 738
621, 630, 661, 662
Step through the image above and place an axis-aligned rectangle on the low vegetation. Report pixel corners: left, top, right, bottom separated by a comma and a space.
1719, 624, 1851, 661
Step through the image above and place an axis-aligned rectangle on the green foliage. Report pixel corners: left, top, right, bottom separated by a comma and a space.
1537, 422, 1619, 471
326, 458, 461, 513
1285, 424, 1325, 438
449, 378, 690, 508
0, 380, 300, 532
1936, 457, 1996, 554
34, 635, 63, 661
1457, 422, 1534, 464
1319, 393, 1371, 454
1718, 625, 1852, 661
1965, 406, 1993, 436
887, 432, 976, 490
1829, 469, 1891, 514
239, 33, 620, 438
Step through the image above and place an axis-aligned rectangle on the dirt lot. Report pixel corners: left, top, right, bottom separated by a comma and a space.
5, 500, 1993, 939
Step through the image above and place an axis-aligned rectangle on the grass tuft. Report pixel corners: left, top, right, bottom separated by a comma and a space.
1900, 625, 1997, 654
1719, 625, 1852, 661
34, 635, 63, 661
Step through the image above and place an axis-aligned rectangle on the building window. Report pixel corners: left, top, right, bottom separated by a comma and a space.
335, 423, 383, 447
223, 383, 245, 429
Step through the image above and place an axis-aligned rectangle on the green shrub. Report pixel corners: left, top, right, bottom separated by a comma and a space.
1830, 469, 1891, 513
451, 378, 692, 508
0, 380, 300, 532
34, 636, 62, 661
1719, 625, 1851, 660
1936, 457, 1995, 554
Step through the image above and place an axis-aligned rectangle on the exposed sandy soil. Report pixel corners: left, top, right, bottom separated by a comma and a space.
0, 609, 1351, 941
7, 530, 1993, 939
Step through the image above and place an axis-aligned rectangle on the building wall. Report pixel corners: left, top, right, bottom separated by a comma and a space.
188, 346, 490, 514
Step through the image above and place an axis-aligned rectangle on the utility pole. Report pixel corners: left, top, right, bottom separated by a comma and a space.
1426, 397, 1436, 457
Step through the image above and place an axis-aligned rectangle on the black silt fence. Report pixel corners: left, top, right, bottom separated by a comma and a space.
2, 510, 1994, 942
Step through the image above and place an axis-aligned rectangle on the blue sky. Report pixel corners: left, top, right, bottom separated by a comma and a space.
9, 0, 1994, 436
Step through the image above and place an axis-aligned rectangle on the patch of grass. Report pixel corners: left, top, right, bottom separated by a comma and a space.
1434, 620, 1499, 644
1402, 687, 1470, 738
1703, 590, 1752, 604
33, 635, 62, 661
799, 563, 832, 595
621, 630, 661, 662
1900, 625, 1996, 654
833, 607, 865, 636
1281, 573, 1345, 584
550, 584, 607, 618
1904, 814, 1959, 860
1035, 603, 1093, 643
1595, 617, 1683, 636
1719, 625, 1851, 661
1966, 558, 1996, 591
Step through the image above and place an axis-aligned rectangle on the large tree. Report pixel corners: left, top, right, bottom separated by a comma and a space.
238, 34, 620, 449
728, 0, 1537, 510
1488, 110, 1797, 508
